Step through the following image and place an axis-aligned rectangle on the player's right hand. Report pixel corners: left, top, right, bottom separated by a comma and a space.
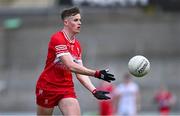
94, 69, 115, 82
92, 89, 110, 100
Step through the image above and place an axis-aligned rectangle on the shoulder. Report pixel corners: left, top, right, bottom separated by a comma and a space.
50, 31, 66, 44
51, 31, 63, 40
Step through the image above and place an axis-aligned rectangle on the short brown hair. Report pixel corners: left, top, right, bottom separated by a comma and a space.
61, 7, 80, 20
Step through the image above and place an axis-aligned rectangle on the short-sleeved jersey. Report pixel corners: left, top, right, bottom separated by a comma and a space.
36, 31, 82, 92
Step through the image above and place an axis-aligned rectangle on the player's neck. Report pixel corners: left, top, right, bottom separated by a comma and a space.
62, 28, 75, 41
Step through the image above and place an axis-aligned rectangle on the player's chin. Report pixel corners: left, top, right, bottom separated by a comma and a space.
75, 30, 80, 34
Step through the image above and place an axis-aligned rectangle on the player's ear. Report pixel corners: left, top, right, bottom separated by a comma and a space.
63, 19, 68, 26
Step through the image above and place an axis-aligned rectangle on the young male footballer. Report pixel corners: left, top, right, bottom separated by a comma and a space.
35, 7, 115, 115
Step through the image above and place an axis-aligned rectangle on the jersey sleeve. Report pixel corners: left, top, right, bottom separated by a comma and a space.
51, 33, 70, 58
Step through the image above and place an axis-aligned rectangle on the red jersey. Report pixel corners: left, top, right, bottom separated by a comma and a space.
36, 31, 82, 92
155, 91, 173, 112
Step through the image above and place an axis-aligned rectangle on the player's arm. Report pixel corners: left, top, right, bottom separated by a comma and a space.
60, 54, 115, 82
74, 60, 96, 92
76, 73, 96, 93
75, 62, 111, 100
76, 73, 111, 100
60, 54, 95, 76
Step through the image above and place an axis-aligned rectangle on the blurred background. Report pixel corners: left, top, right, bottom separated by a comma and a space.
0, 0, 180, 115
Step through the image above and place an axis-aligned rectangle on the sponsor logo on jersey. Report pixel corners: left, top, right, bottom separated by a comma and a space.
55, 45, 67, 51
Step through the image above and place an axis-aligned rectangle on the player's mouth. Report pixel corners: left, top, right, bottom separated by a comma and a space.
77, 26, 80, 30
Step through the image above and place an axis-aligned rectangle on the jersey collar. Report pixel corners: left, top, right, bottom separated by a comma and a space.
62, 30, 75, 44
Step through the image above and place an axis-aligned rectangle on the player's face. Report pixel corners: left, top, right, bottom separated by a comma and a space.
66, 14, 81, 34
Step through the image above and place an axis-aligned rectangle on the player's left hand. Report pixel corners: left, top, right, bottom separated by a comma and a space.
94, 69, 115, 82
92, 89, 110, 100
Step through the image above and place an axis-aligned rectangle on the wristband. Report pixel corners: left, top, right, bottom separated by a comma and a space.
94, 70, 100, 77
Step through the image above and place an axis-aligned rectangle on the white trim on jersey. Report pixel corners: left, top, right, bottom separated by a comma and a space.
54, 52, 71, 63
57, 52, 70, 58
55, 52, 82, 65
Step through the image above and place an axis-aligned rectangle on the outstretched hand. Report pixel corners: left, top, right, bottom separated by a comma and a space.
95, 69, 115, 82
92, 89, 110, 100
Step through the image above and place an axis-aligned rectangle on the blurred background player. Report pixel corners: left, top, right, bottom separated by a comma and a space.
35, 7, 115, 116
154, 84, 176, 116
97, 81, 115, 116
114, 73, 141, 116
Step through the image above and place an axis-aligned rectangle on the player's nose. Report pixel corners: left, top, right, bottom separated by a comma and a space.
78, 20, 81, 25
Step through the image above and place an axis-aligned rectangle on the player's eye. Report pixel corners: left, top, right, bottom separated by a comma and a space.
74, 18, 81, 22
74, 19, 78, 22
